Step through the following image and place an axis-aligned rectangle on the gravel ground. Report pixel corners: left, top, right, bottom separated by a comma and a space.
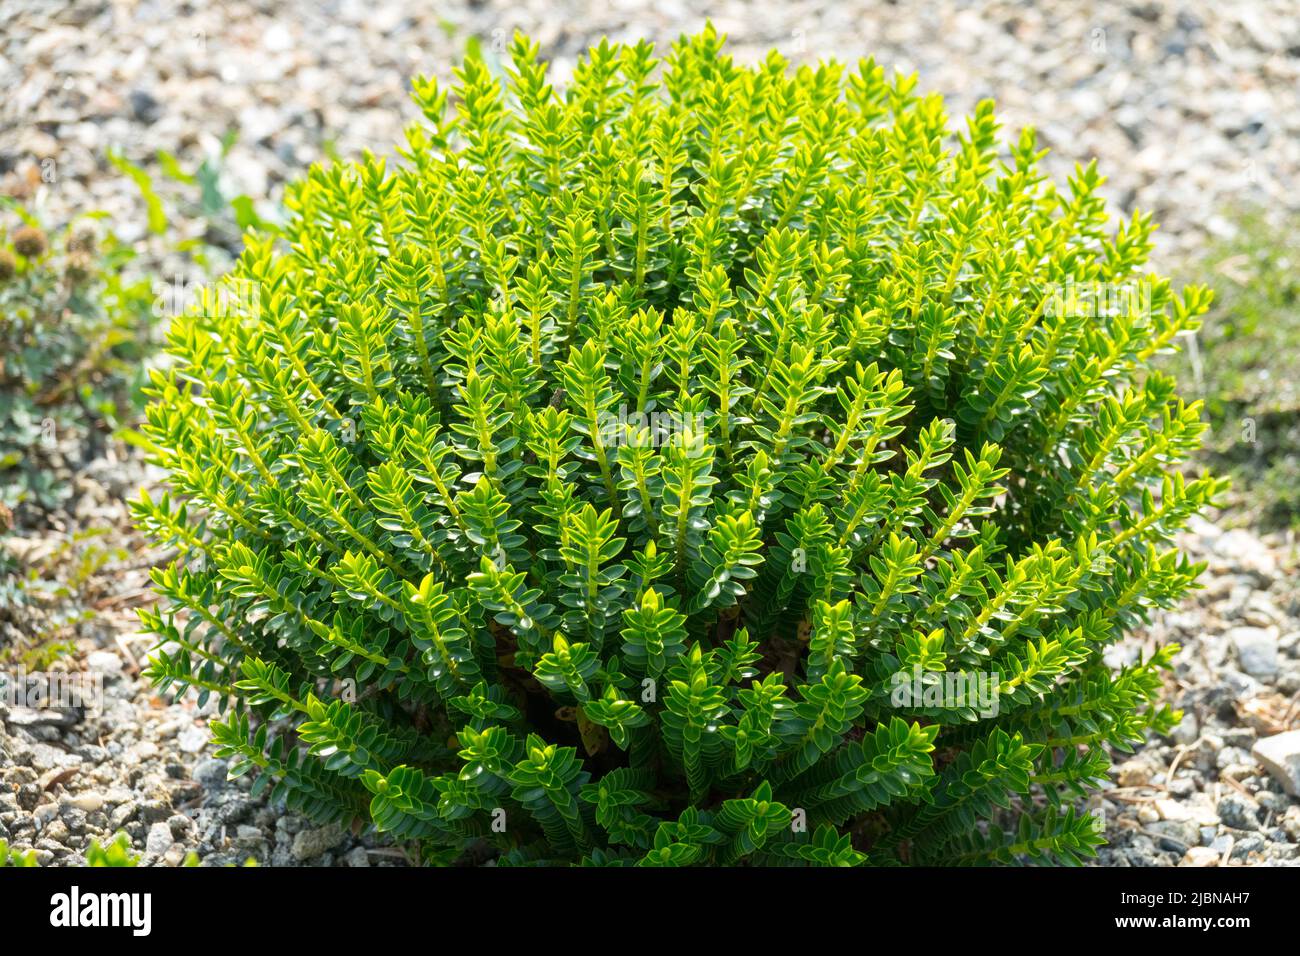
3, 0, 1300, 865
3, 0, 1299, 262
1091, 519, 1300, 867
0, 452, 401, 866
6, 499, 1298, 867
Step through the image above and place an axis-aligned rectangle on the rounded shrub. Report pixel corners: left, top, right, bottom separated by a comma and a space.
136, 28, 1222, 865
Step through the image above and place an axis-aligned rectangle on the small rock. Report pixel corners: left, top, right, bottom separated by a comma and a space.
138, 799, 173, 824
146, 821, 173, 855
1227, 626, 1279, 678
1116, 760, 1152, 787
44, 820, 69, 844
1169, 710, 1199, 746
291, 823, 345, 862
1217, 671, 1261, 700
211, 795, 254, 825
1230, 835, 1266, 860
1277, 667, 1300, 695
1282, 807, 1300, 842
1217, 794, 1261, 831
16, 784, 41, 812
85, 651, 123, 678
163, 845, 188, 867
192, 758, 228, 789
1221, 727, 1258, 749
4, 767, 37, 787
128, 741, 159, 763
109, 802, 138, 828
1148, 820, 1199, 851
77, 744, 109, 764
28, 744, 83, 772
1258, 791, 1291, 815
168, 781, 203, 806
1182, 846, 1221, 867
60, 808, 87, 834
1214, 528, 1277, 580
1154, 799, 1193, 822
1242, 593, 1281, 627
346, 846, 370, 867
128, 89, 162, 124
178, 724, 209, 754
6, 707, 79, 729
1217, 746, 1254, 771
1252, 730, 1300, 796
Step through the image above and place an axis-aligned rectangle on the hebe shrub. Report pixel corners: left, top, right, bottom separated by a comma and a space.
136, 29, 1223, 866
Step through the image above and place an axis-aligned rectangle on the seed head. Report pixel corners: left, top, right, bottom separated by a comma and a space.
12, 225, 48, 260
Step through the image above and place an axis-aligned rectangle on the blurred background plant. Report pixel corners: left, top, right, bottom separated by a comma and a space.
1, 831, 195, 866
109, 130, 279, 269
1164, 208, 1300, 530
0, 527, 127, 669
0, 202, 154, 524
0, 155, 240, 671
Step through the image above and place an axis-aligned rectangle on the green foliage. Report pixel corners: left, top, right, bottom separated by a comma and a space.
0, 207, 153, 521
137, 28, 1220, 866
0, 838, 38, 867
84, 832, 143, 867
0, 832, 225, 867
0, 833, 140, 867
153, 132, 281, 249
1, 523, 129, 668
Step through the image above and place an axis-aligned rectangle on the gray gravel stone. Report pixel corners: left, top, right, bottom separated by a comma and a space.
1183, 846, 1220, 867
6, 707, 79, 729
1218, 795, 1262, 831
1149, 820, 1200, 852
178, 724, 209, 754
59, 807, 86, 834
85, 651, 124, 678
1253, 731, 1300, 796
192, 758, 229, 788
16, 784, 41, 812
1231, 835, 1267, 860
145, 822, 174, 855
1228, 626, 1280, 677
109, 802, 137, 828
292, 823, 346, 862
